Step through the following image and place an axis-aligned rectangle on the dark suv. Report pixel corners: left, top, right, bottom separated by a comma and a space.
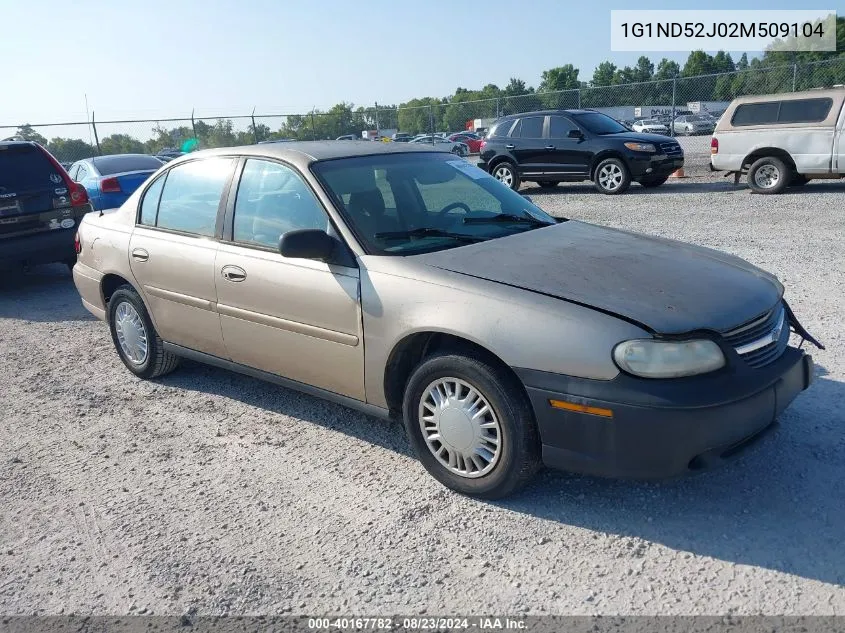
477, 109, 684, 194
0, 140, 93, 269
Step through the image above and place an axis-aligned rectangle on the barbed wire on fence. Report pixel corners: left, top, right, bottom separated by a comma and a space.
2, 57, 843, 164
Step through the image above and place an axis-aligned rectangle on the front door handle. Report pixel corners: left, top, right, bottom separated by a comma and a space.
545, 145, 556, 150
221, 265, 246, 282
131, 248, 149, 262
505, 144, 515, 150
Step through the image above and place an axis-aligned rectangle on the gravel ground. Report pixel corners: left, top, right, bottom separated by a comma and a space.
1, 179, 844, 617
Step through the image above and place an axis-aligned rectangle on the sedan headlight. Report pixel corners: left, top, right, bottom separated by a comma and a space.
624, 142, 656, 152
613, 339, 725, 379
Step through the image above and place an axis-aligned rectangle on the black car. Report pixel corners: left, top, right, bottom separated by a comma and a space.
0, 140, 93, 270
477, 109, 684, 194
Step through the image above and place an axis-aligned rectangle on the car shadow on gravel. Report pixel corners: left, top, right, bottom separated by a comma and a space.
497, 368, 845, 587
0, 264, 96, 323
158, 360, 414, 457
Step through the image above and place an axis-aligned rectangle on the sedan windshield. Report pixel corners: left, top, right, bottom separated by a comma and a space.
571, 112, 629, 135
313, 153, 558, 255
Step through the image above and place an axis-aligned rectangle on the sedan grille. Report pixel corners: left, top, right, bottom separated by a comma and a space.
722, 304, 789, 368
660, 142, 683, 157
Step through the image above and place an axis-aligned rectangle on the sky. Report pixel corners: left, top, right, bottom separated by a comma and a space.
0, 0, 824, 126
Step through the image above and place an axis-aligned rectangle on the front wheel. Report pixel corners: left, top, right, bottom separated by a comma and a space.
748, 156, 791, 194
108, 285, 180, 379
491, 162, 520, 191
594, 158, 631, 195
402, 353, 541, 499
638, 175, 669, 188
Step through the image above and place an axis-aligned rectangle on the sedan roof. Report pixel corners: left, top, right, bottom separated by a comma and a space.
167, 140, 450, 171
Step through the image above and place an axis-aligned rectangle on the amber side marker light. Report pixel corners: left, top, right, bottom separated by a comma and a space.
549, 399, 613, 418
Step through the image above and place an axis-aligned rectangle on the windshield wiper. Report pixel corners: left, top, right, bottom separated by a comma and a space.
462, 213, 553, 227
373, 227, 485, 243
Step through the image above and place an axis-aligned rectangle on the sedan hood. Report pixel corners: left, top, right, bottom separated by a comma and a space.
414, 221, 782, 335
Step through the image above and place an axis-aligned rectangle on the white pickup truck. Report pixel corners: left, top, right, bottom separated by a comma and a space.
710, 86, 845, 194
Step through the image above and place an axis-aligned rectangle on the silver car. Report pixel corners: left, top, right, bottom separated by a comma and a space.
409, 135, 469, 156
673, 115, 717, 136
71, 142, 821, 498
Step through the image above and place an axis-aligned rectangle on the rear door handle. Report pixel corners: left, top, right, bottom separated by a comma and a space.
505, 144, 515, 150
545, 145, 556, 150
221, 265, 246, 282
131, 248, 148, 262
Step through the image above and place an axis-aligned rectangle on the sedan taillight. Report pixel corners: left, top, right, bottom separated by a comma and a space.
100, 177, 121, 193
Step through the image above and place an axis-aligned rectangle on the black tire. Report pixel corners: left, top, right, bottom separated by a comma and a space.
747, 156, 791, 195
491, 161, 520, 191
789, 175, 810, 187
593, 157, 631, 195
108, 285, 180, 379
537, 181, 559, 188
638, 175, 669, 188
402, 352, 541, 499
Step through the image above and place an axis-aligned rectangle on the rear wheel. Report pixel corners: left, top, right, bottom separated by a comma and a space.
748, 156, 791, 194
402, 353, 541, 499
638, 175, 669, 188
108, 285, 179, 379
593, 158, 631, 195
492, 162, 520, 191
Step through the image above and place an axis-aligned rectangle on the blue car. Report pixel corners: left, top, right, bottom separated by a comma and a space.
68, 154, 164, 211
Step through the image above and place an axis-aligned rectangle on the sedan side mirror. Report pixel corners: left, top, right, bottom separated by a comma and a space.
567, 129, 583, 139
279, 229, 336, 261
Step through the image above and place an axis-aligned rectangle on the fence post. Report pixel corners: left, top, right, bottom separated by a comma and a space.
577, 88, 581, 109
428, 104, 434, 138
251, 107, 258, 144
375, 102, 380, 136
792, 64, 797, 91
91, 111, 101, 155
191, 109, 198, 149
670, 75, 677, 138
310, 110, 316, 140
496, 97, 500, 118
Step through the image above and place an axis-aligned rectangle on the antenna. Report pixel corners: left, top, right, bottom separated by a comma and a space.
84, 93, 94, 147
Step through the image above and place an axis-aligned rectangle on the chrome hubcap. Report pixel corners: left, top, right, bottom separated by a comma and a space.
754, 164, 780, 189
493, 166, 513, 186
418, 377, 502, 479
114, 301, 148, 365
598, 163, 624, 190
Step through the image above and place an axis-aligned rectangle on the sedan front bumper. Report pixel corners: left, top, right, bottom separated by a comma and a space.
515, 346, 813, 479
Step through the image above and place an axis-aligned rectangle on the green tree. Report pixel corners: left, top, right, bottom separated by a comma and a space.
736, 53, 749, 71
682, 50, 713, 77
591, 61, 617, 86
633, 56, 655, 82
712, 51, 735, 74
655, 58, 680, 80
538, 64, 580, 92
46, 138, 95, 162
99, 134, 145, 155
15, 124, 48, 145
503, 78, 529, 97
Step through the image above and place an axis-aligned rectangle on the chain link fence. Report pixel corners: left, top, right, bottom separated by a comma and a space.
2, 58, 843, 169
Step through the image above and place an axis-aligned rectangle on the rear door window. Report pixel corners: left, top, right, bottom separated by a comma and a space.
515, 116, 544, 139
155, 158, 233, 236
0, 144, 62, 192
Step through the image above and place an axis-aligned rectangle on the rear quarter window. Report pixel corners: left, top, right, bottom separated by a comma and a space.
731, 98, 833, 127
0, 144, 63, 192
488, 120, 515, 138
